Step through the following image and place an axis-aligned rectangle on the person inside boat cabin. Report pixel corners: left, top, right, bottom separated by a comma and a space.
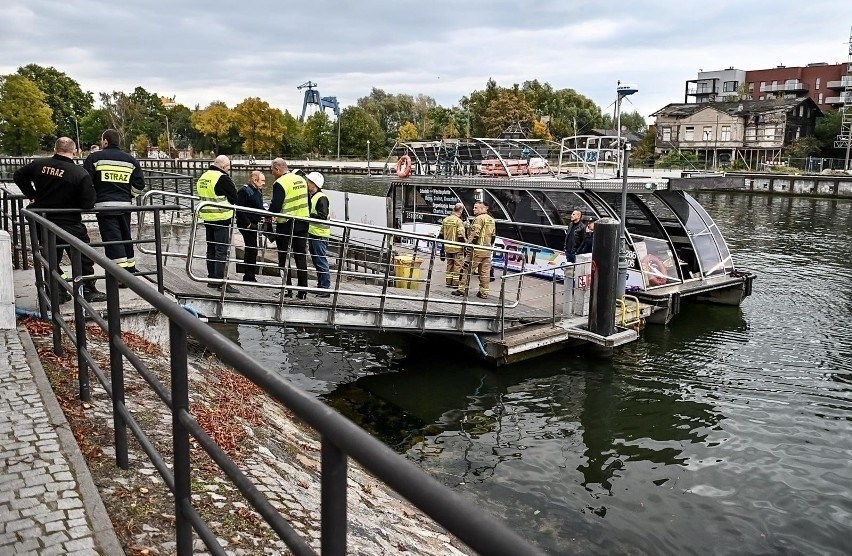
564, 208, 586, 262
577, 216, 597, 255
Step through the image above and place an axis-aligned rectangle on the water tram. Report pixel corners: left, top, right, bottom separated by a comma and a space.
385, 136, 756, 324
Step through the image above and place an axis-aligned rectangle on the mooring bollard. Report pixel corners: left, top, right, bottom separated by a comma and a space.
0, 231, 14, 328
588, 217, 619, 338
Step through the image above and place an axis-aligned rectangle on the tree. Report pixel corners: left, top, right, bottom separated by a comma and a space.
99, 91, 137, 147
191, 101, 233, 155
630, 128, 657, 165
79, 108, 110, 149
131, 134, 149, 158
529, 120, 552, 141
481, 87, 536, 136
233, 97, 275, 155
656, 149, 699, 169
783, 136, 821, 159
460, 78, 501, 137
16, 64, 93, 148
0, 75, 54, 155
397, 121, 420, 142
339, 106, 385, 157
814, 109, 843, 157
618, 110, 648, 134
303, 111, 334, 156
357, 88, 425, 148
280, 110, 307, 157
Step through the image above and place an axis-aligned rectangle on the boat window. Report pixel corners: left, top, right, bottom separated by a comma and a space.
656, 191, 727, 276
631, 235, 681, 288
644, 194, 702, 277
529, 191, 560, 225
542, 191, 596, 224
404, 185, 464, 225
580, 191, 616, 220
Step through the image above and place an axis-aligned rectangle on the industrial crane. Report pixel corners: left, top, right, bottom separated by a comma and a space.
297, 81, 340, 122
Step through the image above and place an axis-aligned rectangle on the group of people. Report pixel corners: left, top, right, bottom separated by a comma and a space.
563, 209, 597, 263
195, 156, 330, 299
14, 130, 147, 303
437, 200, 497, 299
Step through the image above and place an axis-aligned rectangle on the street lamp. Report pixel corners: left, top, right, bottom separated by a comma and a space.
615, 81, 638, 299
615, 81, 637, 179
72, 116, 81, 156
163, 115, 172, 158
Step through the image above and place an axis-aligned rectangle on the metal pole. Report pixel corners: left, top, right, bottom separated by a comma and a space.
74, 116, 81, 156
165, 115, 171, 158
71, 251, 90, 402
336, 114, 341, 161
321, 436, 348, 555
106, 272, 128, 469
589, 217, 620, 339
615, 88, 622, 179
366, 140, 371, 177
169, 320, 193, 555
616, 142, 630, 298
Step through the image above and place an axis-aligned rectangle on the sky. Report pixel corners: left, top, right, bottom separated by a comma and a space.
2, 1, 850, 123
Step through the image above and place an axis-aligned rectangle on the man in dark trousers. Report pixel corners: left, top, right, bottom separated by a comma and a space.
195, 155, 240, 293
268, 158, 309, 299
305, 171, 331, 296
563, 208, 586, 263
83, 129, 145, 274
14, 137, 107, 302
236, 170, 266, 282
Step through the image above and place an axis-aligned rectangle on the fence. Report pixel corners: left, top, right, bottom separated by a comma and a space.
22, 206, 543, 555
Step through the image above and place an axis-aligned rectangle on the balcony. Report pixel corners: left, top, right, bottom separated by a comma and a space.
827, 77, 852, 90
825, 93, 852, 105
759, 81, 809, 93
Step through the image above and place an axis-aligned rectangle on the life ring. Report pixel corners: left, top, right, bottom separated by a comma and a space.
641, 254, 668, 286
395, 155, 412, 178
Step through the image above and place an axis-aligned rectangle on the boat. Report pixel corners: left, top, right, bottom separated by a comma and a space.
384, 136, 755, 324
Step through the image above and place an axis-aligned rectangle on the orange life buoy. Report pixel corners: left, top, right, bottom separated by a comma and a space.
395, 155, 412, 178
641, 254, 668, 286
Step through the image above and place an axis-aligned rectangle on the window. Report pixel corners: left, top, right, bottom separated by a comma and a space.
662, 127, 672, 141
748, 82, 754, 92
702, 126, 713, 141
798, 105, 804, 117
745, 127, 756, 141
760, 81, 766, 89
723, 81, 738, 92
685, 126, 695, 140
816, 78, 821, 90
759, 96, 765, 100
720, 125, 731, 141
818, 93, 824, 104
764, 125, 775, 139
771, 80, 777, 86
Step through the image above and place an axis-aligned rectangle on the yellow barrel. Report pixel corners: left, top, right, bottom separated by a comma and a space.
393, 255, 423, 289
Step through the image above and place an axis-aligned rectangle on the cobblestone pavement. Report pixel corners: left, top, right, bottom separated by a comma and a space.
0, 328, 120, 555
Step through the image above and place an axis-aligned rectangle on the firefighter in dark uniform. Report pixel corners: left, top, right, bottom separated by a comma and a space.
83, 129, 145, 274
14, 137, 107, 302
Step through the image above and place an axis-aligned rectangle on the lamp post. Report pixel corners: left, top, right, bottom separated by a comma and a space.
72, 116, 81, 156
336, 113, 341, 161
163, 115, 172, 158
703, 128, 711, 171
615, 82, 637, 299
366, 140, 371, 177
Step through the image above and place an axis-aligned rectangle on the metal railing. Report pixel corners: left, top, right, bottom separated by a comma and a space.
1, 184, 29, 269
22, 207, 544, 555
136, 190, 567, 335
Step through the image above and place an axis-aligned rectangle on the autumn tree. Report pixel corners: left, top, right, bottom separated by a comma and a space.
191, 101, 233, 155
132, 134, 150, 158
233, 97, 279, 155
529, 120, 552, 141
16, 64, 93, 148
0, 75, 54, 155
397, 121, 420, 142
481, 87, 536, 136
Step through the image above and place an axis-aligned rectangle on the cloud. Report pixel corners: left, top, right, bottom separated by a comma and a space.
1, 0, 849, 122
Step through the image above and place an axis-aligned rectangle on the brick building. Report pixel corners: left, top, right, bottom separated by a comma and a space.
745, 63, 846, 109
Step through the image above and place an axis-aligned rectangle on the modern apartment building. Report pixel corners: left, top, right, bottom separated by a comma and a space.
745, 63, 846, 108
684, 68, 746, 103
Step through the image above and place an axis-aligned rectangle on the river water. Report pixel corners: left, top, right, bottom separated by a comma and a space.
222, 177, 852, 555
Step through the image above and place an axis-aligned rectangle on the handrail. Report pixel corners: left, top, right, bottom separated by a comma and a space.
22, 207, 544, 555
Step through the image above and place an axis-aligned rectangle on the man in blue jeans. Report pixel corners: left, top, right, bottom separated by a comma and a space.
305, 172, 331, 297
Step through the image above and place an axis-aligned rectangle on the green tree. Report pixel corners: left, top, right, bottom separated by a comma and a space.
397, 121, 420, 142
630, 128, 657, 165
460, 78, 501, 137
618, 110, 648, 134
99, 91, 137, 147
783, 136, 821, 159
814, 109, 842, 157
191, 101, 233, 155
303, 111, 334, 156
16, 64, 93, 148
280, 110, 307, 157
79, 108, 110, 149
357, 88, 423, 148
656, 149, 700, 169
339, 106, 385, 157
0, 75, 54, 155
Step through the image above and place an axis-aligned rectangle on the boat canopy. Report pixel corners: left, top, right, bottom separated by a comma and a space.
388, 176, 735, 290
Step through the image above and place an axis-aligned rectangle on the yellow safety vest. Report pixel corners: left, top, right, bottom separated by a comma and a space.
471, 214, 496, 255
274, 173, 310, 223
195, 170, 234, 222
441, 214, 465, 253
308, 191, 331, 238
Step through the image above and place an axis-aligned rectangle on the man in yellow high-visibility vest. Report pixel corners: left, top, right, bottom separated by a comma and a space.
268, 158, 310, 299
195, 155, 239, 292
306, 172, 331, 297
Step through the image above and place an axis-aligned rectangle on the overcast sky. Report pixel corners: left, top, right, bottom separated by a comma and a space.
2, 1, 850, 123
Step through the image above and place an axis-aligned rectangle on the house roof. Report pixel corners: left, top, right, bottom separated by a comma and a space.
651, 97, 822, 118
589, 128, 644, 142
